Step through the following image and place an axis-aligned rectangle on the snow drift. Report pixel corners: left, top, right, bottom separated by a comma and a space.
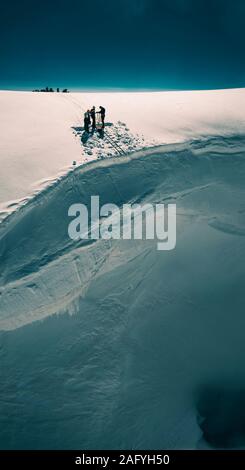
1, 128, 245, 449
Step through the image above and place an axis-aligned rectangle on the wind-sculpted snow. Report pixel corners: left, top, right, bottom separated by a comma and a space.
0, 135, 245, 449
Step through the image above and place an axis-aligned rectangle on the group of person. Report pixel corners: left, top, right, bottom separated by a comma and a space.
84, 106, 106, 133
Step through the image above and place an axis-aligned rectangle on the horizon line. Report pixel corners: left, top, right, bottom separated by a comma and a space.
1, 85, 245, 94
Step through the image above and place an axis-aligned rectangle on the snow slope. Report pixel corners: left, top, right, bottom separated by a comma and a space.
0, 90, 245, 450
1, 133, 245, 449
0, 88, 245, 220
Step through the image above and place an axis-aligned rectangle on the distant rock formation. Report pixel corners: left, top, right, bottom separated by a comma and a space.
32, 87, 69, 93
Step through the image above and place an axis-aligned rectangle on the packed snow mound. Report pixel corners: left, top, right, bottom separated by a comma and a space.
73, 121, 157, 160
0, 88, 245, 220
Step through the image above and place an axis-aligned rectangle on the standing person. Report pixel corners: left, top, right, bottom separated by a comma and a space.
84, 110, 91, 133
99, 106, 106, 128
90, 106, 96, 131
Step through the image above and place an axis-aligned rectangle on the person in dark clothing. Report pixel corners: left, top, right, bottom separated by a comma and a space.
84, 110, 91, 133
90, 106, 96, 131
99, 106, 106, 128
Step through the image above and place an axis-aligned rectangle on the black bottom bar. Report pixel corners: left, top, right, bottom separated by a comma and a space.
1, 450, 245, 468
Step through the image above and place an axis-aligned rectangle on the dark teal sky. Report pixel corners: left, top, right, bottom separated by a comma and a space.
1, 0, 245, 90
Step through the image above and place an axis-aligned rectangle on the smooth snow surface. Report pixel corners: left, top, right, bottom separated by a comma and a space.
0, 88, 245, 220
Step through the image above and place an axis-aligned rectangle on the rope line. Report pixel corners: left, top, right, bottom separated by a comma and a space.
64, 94, 127, 156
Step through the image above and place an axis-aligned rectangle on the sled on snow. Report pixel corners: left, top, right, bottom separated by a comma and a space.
96, 112, 103, 130
95, 112, 104, 138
